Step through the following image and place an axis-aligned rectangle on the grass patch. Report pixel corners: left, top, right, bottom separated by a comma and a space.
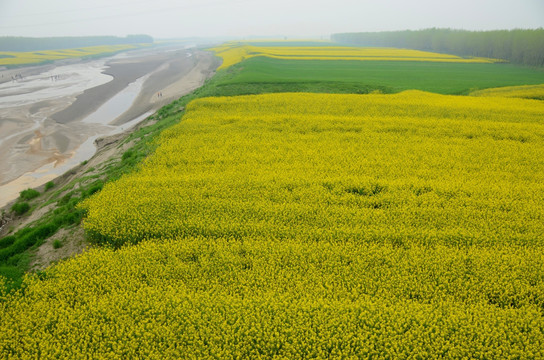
44, 181, 55, 191
11, 202, 30, 215
0, 236, 16, 249
213, 56, 544, 95
19, 189, 40, 201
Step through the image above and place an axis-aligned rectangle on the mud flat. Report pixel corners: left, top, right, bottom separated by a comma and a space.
0, 47, 218, 208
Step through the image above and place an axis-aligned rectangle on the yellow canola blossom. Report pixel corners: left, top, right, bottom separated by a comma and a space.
1, 238, 544, 358
209, 43, 501, 70
0, 44, 145, 66
2, 91, 544, 357
471, 83, 544, 100
80, 91, 544, 247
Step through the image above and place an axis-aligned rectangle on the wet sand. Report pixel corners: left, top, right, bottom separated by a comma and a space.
52, 56, 166, 124
0, 47, 218, 208
0, 63, 58, 85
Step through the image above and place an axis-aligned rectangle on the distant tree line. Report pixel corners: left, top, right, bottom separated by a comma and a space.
331, 29, 544, 67
0, 35, 154, 52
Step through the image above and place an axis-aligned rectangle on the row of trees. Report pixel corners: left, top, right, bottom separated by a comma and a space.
332, 28, 544, 67
0, 35, 153, 52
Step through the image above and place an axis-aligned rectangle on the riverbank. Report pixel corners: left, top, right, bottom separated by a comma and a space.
0, 47, 218, 208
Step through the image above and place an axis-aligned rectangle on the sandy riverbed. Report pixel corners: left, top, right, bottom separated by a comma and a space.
0, 46, 218, 208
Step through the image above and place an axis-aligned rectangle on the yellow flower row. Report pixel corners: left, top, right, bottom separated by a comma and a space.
471, 83, 544, 100
209, 43, 501, 70
0, 44, 146, 66
1, 238, 543, 358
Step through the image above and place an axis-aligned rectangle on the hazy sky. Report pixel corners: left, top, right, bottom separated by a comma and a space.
1, 0, 543, 39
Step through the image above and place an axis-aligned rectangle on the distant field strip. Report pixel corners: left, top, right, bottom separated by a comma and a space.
0, 44, 145, 66
471, 83, 544, 100
211, 43, 501, 70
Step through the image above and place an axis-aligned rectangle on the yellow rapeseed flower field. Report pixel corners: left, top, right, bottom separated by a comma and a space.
80, 91, 544, 247
2, 92, 543, 357
210, 43, 500, 70
1, 238, 544, 358
0, 44, 143, 66
471, 83, 544, 100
